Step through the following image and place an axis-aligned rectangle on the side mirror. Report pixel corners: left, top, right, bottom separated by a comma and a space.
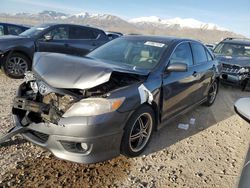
234, 98, 250, 123
166, 62, 188, 72
44, 35, 53, 41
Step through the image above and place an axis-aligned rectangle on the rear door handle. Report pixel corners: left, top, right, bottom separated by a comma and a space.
64, 43, 69, 47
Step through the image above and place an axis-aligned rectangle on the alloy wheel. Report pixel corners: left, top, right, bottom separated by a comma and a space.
129, 112, 153, 152
208, 82, 218, 104
6, 56, 28, 77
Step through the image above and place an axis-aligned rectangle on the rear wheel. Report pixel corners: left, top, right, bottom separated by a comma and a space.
2, 52, 31, 79
121, 105, 155, 157
205, 80, 218, 106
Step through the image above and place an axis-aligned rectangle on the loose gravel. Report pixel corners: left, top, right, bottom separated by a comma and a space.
0, 72, 250, 187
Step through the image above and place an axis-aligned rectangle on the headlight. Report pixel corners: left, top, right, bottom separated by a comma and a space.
63, 97, 125, 117
239, 67, 249, 74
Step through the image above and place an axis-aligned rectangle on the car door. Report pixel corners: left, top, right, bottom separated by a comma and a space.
190, 42, 215, 101
162, 42, 200, 122
36, 25, 70, 54
66, 26, 104, 56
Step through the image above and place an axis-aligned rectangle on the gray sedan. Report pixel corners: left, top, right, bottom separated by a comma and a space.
6, 36, 220, 163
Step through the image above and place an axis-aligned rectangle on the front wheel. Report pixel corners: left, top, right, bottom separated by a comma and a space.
121, 105, 155, 157
205, 80, 218, 106
2, 52, 31, 79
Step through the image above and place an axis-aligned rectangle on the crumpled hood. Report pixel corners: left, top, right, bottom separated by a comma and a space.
216, 55, 250, 67
33, 52, 149, 90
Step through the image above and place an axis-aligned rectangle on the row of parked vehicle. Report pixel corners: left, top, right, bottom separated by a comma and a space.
0, 22, 249, 164
0, 22, 122, 78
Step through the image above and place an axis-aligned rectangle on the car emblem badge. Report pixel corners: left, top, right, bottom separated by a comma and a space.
39, 83, 49, 95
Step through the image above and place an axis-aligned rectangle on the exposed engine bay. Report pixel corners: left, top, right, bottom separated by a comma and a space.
12, 71, 145, 125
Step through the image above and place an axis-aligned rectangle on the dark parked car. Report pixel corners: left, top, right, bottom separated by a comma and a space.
4, 36, 220, 163
205, 43, 215, 51
0, 23, 110, 78
105, 31, 123, 40
0, 22, 29, 36
214, 38, 250, 90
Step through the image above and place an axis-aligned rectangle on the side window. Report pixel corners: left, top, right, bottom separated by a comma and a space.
170, 43, 193, 66
45, 26, 69, 40
0, 25, 4, 36
69, 27, 96, 39
206, 49, 213, 61
191, 43, 208, 64
7, 25, 23, 35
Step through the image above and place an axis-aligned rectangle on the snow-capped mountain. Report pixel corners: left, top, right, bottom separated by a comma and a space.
0, 10, 243, 42
129, 16, 228, 31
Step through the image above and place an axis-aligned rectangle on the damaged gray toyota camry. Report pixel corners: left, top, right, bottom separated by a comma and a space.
7, 36, 220, 163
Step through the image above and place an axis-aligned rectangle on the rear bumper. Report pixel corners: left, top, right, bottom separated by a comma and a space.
13, 109, 131, 164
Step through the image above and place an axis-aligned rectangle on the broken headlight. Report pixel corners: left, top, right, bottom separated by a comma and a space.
62, 97, 125, 117
239, 67, 249, 74
24, 71, 36, 82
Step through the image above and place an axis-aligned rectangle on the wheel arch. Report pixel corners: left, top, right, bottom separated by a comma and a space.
4, 49, 32, 63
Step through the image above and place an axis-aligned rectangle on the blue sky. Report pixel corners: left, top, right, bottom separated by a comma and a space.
1, 0, 250, 37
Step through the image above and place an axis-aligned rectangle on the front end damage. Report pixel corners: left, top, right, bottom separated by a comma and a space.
9, 69, 147, 163
220, 63, 250, 87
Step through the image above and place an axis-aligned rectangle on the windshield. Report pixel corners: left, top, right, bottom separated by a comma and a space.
214, 42, 250, 57
19, 25, 49, 37
87, 37, 168, 70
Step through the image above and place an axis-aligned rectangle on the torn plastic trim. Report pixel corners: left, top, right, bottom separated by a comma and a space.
138, 84, 153, 104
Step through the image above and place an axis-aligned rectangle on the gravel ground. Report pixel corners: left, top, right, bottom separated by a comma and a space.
0, 72, 250, 187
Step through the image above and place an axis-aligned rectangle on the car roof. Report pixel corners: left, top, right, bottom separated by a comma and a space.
122, 35, 199, 44
36, 23, 105, 32
222, 38, 250, 46
0, 22, 29, 28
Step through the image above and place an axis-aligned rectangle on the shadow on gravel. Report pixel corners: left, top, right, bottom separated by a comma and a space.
0, 154, 132, 187
144, 85, 250, 155
0, 138, 27, 148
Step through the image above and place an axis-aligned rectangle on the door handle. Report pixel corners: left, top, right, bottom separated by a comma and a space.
64, 43, 69, 47
192, 71, 198, 77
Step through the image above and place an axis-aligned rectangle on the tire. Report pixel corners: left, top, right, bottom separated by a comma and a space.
204, 80, 219, 106
121, 105, 155, 157
2, 52, 31, 79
